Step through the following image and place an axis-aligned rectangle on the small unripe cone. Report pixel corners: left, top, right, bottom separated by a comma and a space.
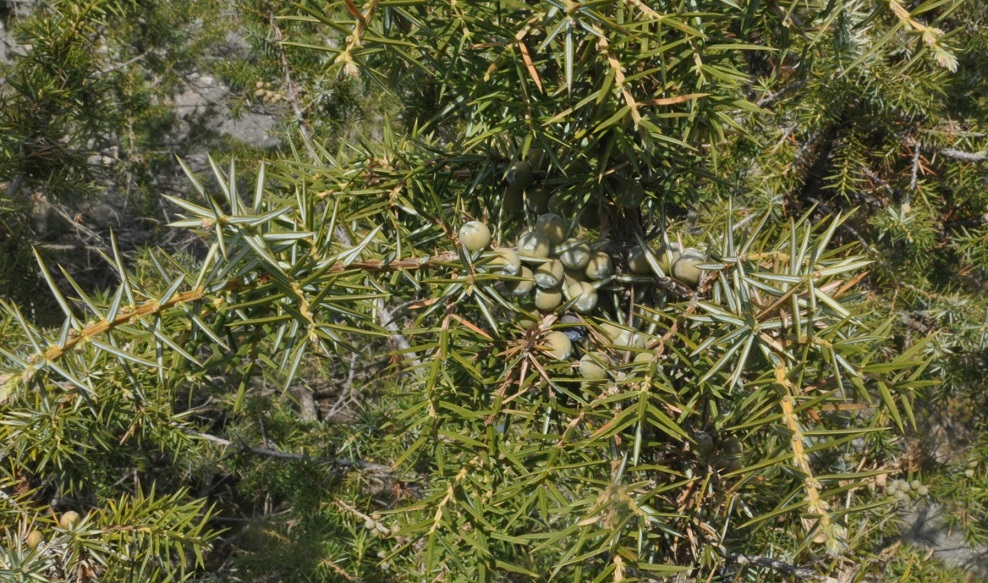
547, 193, 570, 217
517, 230, 551, 261
723, 436, 743, 455
556, 239, 591, 270
534, 287, 563, 312
579, 201, 601, 229
543, 331, 573, 360
616, 181, 645, 209
557, 314, 586, 343
526, 187, 550, 214
25, 530, 43, 549
490, 248, 521, 276
517, 314, 539, 330
613, 330, 645, 349
566, 281, 598, 314
506, 160, 534, 190
693, 433, 714, 457
599, 322, 624, 342
672, 248, 706, 287
503, 186, 525, 213
459, 221, 491, 252
505, 266, 535, 296
567, 158, 592, 176
526, 147, 545, 168
59, 511, 80, 529
534, 259, 565, 289
656, 242, 681, 275
627, 246, 652, 275
535, 213, 568, 245
916, 485, 929, 496
719, 458, 743, 473
563, 268, 587, 289
633, 351, 653, 365
910, 480, 922, 491
585, 251, 613, 280
579, 353, 610, 380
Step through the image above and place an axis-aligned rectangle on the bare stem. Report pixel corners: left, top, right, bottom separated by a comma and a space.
731, 554, 841, 583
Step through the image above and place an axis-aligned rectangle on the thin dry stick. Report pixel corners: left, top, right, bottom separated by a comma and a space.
939, 148, 987, 163
375, 296, 423, 368
269, 14, 315, 155
191, 431, 391, 473
732, 554, 841, 583
909, 140, 921, 197
6, 173, 25, 198
859, 166, 895, 206
36, 251, 460, 364
49, 203, 105, 244
757, 78, 808, 108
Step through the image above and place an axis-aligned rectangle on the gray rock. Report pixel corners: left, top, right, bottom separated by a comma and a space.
169, 73, 281, 150
901, 502, 988, 578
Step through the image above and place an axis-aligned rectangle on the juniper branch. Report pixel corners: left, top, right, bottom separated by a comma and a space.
36, 251, 460, 365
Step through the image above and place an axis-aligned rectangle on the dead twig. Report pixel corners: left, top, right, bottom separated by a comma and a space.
6, 174, 25, 198
859, 166, 896, 206
731, 554, 842, 583
190, 431, 392, 474
269, 14, 315, 157
939, 148, 986, 163
908, 140, 921, 200
41, 201, 109, 246
374, 297, 423, 368
757, 79, 808, 108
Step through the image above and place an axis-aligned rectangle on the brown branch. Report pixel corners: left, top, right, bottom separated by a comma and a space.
39, 251, 461, 364
325, 186, 424, 370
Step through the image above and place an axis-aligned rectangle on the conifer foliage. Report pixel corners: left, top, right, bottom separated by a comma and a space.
1, 0, 987, 581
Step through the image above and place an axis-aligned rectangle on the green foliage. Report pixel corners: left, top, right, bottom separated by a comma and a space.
1, 0, 988, 581
0, 0, 222, 198
0, 0, 231, 323
217, 0, 382, 139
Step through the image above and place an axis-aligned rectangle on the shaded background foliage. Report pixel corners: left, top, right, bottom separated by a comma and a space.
0, 0, 987, 581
